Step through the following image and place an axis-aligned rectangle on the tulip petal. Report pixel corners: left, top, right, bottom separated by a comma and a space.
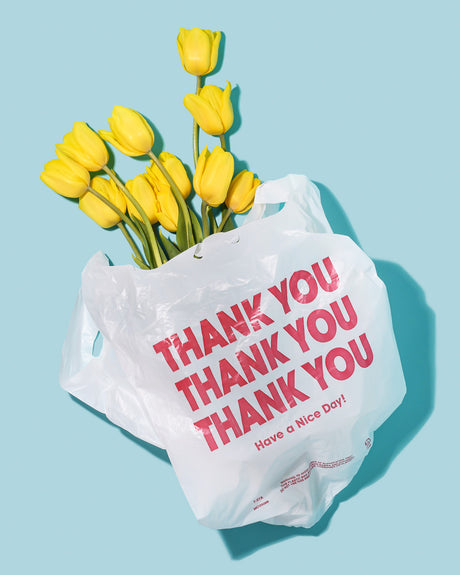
193, 145, 210, 195
183, 94, 224, 135
109, 106, 154, 155
156, 188, 179, 232
200, 85, 223, 115
177, 29, 185, 63
81, 176, 126, 228
221, 82, 234, 132
40, 157, 90, 198
226, 170, 261, 213
99, 129, 141, 157
199, 146, 234, 207
184, 28, 212, 75
126, 174, 158, 224
56, 123, 108, 172
56, 131, 95, 172
210, 31, 221, 73
73, 121, 109, 169
159, 151, 191, 199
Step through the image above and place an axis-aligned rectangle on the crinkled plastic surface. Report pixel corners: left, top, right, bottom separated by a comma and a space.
60, 174, 406, 529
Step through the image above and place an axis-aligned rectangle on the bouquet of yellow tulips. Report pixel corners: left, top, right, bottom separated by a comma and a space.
41, 28, 260, 270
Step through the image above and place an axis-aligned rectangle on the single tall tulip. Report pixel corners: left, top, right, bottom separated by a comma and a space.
125, 174, 158, 224
80, 176, 127, 228
146, 152, 191, 200
99, 105, 154, 156
56, 121, 109, 171
40, 155, 90, 198
183, 82, 233, 136
225, 170, 261, 213
193, 145, 234, 207
177, 28, 221, 76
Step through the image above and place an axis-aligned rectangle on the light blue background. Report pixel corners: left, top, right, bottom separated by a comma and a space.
2, 0, 458, 572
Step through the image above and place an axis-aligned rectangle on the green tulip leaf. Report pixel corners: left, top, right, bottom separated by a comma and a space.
208, 208, 218, 234
159, 230, 181, 259
222, 212, 236, 232
132, 254, 150, 270
176, 205, 193, 251
132, 216, 156, 268
157, 235, 168, 264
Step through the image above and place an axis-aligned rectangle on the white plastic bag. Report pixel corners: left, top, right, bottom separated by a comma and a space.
60, 174, 406, 529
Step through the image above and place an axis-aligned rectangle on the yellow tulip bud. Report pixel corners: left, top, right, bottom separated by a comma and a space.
99, 105, 154, 156
155, 187, 179, 233
79, 176, 127, 228
177, 28, 221, 76
225, 170, 261, 214
183, 82, 233, 136
125, 174, 158, 225
40, 155, 90, 198
146, 152, 191, 200
193, 145, 234, 207
56, 121, 109, 171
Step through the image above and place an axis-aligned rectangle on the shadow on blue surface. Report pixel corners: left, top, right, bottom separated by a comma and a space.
218, 181, 436, 558
69, 181, 435, 559
69, 397, 172, 465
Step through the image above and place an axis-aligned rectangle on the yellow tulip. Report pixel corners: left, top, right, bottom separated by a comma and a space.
193, 145, 234, 207
80, 176, 127, 228
146, 152, 191, 200
125, 174, 158, 224
56, 121, 109, 171
40, 155, 90, 198
99, 105, 154, 156
155, 187, 179, 233
225, 170, 261, 214
183, 82, 233, 136
177, 28, 221, 76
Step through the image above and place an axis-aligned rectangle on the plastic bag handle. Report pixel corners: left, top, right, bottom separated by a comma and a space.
60, 290, 165, 449
59, 289, 113, 413
245, 174, 332, 234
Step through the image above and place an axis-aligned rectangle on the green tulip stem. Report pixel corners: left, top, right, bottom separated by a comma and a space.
87, 186, 150, 268
219, 134, 227, 152
147, 151, 194, 247
217, 206, 233, 232
201, 200, 210, 238
117, 222, 148, 267
208, 207, 217, 234
193, 75, 202, 167
102, 166, 162, 268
